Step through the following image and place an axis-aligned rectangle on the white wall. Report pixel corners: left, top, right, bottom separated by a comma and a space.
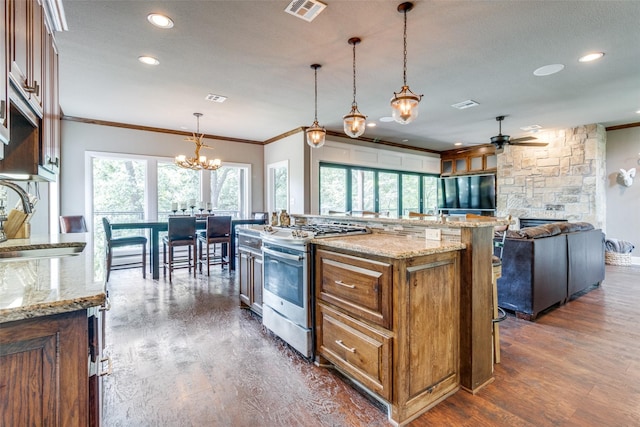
60, 120, 264, 226
606, 126, 640, 260
263, 131, 308, 215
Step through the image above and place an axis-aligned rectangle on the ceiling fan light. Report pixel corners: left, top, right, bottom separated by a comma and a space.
343, 106, 367, 138
391, 86, 422, 124
306, 121, 326, 148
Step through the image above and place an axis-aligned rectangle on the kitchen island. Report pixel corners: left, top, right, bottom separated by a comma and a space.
296, 214, 506, 425
0, 235, 107, 426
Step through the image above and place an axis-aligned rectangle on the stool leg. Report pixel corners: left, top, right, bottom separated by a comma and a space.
492, 264, 501, 364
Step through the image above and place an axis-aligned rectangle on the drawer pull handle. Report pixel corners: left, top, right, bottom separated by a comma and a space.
335, 340, 356, 353
99, 356, 113, 377
334, 280, 355, 289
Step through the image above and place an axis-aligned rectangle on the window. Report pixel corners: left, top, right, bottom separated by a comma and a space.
319, 163, 439, 217
319, 165, 347, 214
209, 165, 249, 218
157, 160, 200, 219
267, 161, 288, 213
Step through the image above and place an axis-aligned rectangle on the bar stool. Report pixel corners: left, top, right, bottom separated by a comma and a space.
102, 217, 147, 282
197, 216, 232, 276
163, 216, 197, 283
491, 215, 511, 364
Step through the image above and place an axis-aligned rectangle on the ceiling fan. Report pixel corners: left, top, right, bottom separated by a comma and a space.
490, 116, 548, 151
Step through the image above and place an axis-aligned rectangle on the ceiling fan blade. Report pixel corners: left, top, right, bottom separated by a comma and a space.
509, 141, 549, 147
510, 136, 538, 143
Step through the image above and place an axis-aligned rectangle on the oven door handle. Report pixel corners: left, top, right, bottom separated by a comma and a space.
262, 247, 304, 262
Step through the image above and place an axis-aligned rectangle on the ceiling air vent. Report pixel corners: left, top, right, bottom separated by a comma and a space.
451, 100, 479, 110
205, 94, 227, 103
285, 0, 327, 22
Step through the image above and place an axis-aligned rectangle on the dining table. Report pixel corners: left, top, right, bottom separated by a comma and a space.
110, 217, 267, 280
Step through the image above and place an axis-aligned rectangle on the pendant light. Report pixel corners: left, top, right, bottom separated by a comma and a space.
390, 2, 423, 124
306, 64, 326, 148
343, 37, 367, 138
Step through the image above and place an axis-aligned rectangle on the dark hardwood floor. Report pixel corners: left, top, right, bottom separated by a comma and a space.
103, 264, 640, 426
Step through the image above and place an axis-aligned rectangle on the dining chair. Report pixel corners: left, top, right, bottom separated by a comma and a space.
102, 217, 147, 282
163, 216, 197, 282
60, 215, 88, 233
251, 212, 268, 223
197, 216, 232, 276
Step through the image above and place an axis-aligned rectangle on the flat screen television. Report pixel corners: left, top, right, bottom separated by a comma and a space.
437, 174, 496, 211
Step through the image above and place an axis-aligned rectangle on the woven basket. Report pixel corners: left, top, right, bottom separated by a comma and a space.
605, 251, 632, 266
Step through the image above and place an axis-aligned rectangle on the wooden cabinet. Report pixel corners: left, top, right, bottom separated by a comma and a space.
8, 0, 44, 114
440, 145, 497, 176
315, 246, 461, 425
0, 310, 92, 426
1, 0, 8, 145
238, 229, 263, 316
1, 0, 59, 180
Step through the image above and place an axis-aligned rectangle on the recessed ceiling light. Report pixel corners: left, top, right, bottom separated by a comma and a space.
367, 122, 376, 127
578, 52, 604, 63
138, 56, 159, 65
147, 13, 174, 29
401, 139, 409, 143
454, 142, 463, 146
533, 64, 565, 76
635, 109, 640, 114
379, 116, 394, 122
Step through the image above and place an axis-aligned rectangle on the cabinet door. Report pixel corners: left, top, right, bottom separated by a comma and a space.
0, 310, 89, 426
1, 0, 9, 143
405, 257, 459, 401
8, 0, 42, 112
239, 249, 251, 307
251, 254, 263, 314
41, 25, 59, 173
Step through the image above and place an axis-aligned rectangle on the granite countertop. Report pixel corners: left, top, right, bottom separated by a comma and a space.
0, 234, 106, 324
312, 233, 465, 259
294, 214, 511, 229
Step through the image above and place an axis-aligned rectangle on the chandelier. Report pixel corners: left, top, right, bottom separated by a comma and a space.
343, 37, 367, 138
175, 113, 222, 171
306, 64, 326, 148
390, 2, 423, 124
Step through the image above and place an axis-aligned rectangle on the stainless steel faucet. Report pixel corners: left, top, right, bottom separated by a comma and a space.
0, 180, 34, 243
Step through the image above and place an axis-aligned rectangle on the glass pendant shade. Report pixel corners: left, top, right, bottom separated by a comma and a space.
306, 120, 326, 148
391, 85, 421, 124
343, 105, 366, 138
391, 2, 422, 125
343, 37, 367, 138
307, 64, 326, 148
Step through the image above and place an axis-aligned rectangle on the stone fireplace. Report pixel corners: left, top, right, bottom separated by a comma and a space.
496, 124, 606, 229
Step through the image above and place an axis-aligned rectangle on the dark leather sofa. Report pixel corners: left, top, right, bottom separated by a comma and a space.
496, 222, 605, 320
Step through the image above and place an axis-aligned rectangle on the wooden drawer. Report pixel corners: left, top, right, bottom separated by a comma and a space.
316, 249, 392, 328
317, 303, 392, 401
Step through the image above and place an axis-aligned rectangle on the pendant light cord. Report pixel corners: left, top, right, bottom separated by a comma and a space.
314, 66, 319, 122
402, 8, 408, 86
352, 41, 357, 106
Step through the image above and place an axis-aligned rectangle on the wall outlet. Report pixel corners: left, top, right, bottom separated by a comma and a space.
425, 228, 442, 241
